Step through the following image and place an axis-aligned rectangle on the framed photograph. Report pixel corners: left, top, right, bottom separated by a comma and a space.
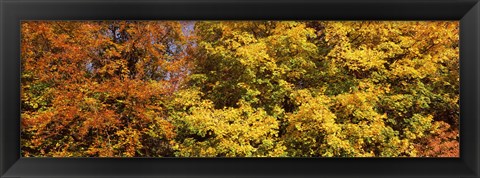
1, 0, 479, 177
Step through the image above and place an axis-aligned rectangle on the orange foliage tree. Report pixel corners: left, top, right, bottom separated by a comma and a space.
21, 21, 187, 157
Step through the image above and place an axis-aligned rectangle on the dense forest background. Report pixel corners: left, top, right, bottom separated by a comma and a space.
21, 21, 459, 157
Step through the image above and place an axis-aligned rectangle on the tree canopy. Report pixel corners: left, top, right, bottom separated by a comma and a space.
21, 21, 459, 157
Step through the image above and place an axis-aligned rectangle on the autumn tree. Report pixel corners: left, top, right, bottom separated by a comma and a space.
21, 21, 187, 157
184, 21, 459, 157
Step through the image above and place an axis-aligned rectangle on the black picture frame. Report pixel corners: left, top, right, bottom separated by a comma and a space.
1, 0, 479, 177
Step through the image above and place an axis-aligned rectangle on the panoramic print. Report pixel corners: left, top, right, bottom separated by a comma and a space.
21, 21, 459, 157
